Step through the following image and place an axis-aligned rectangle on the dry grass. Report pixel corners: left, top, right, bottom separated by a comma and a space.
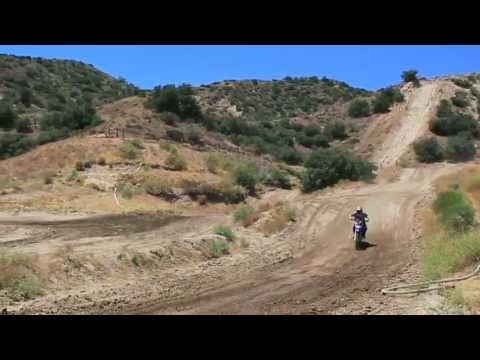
420, 168, 480, 281
0, 253, 45, 300
421, 231, 480, 280
258, 202, 297, 235
434, 164, 480, 210
448, 278, 480, 314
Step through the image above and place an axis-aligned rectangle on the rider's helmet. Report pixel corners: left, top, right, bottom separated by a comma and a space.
356, 206, 363, 213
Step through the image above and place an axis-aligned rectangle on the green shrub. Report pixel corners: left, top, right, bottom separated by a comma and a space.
385, 87, 405, 103
446, 135, 476, 162
120, 182, 143, 199
214, 225, 236, 242
470, 87, 480, 99
401, 70, 420, 85
302, 149, 377, 192
209, 238, 229, 258
15, 118, 33, 133
348, 99, 371, 118
437, 99, 453, 118
181, 180, 247, 204
166, 129, 185, 142
19, 88, 33, 108
277, 147, 304, 165
433, 190, 475, 232
372, 93, 392, 113
261, 168, 292, 189
452, 91, 469, 108
0, 253, 44, 300
119, 142, 141, 160
233, 205, 255, 223
0, 101, 16, 129
143, 176, 176, 200
413, 137, 445, 163
232, 163, 259, 195
160, 111, 180, 126
13, 277, 44, 300
452, 78, 472, 89
430, 113, 479, 137
147, 84, 203, 121
324, 121, 348, 140
185, 126, 203, 145
297, 133, 316, 148
129, 138, 144, 149
304, 124, 321, 137
165, 151, 187, 171
220, 182, 248, 203
311, 134, 330, 148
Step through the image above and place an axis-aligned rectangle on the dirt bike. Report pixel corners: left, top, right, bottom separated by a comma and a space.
352, 218, 368, 250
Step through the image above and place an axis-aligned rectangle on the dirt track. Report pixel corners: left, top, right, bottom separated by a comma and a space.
126, 165, 458, 314
124, 80, 454, 314
2, 79, 460, 315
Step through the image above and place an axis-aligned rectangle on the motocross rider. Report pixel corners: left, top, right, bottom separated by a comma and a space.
351, 206, 369, 239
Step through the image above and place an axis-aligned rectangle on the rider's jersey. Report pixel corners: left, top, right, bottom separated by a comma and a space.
351, 211, 369, 225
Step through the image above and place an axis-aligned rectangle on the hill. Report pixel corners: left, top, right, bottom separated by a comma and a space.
0, 54, 139, 112
0, 54, 140, 159
194, 76, 372, 122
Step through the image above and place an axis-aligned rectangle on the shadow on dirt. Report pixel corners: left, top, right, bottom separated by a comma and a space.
358, 241, 377, 251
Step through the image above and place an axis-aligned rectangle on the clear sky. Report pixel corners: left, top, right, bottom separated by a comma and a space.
0, 45, 479, 91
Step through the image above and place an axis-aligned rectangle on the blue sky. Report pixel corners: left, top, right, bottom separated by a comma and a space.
0, 45, 479, 91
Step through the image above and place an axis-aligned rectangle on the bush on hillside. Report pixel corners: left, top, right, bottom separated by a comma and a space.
277, 147, 304, 165
160, 111, 180, 126
348, 99, 371, 118
181, 180, 247, 204
147, 84, 203, 121
451, 91, 469, 108
0, 102, 16, 129
304, 124, 321, 137
437, 99, 453, 118
143, 176, 176, 200
452, 78, 472, 89
119, 142, 142, 160
430, 113, 479, 137
232, 163, 259, 195
185, 125, 203, 145
433, 190, 475, 232
20, 88, 33, 108
260, 168, 292, 189
302, 149, 377, 193
165, 151, 187, 171
15, 118, 33, 133
372, 93, 392, 113
446, 134, 476, 162
166, 129, 185, 142
401, 70, 420, 86
413, 137, 445, 163
324, 121, 348, 140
